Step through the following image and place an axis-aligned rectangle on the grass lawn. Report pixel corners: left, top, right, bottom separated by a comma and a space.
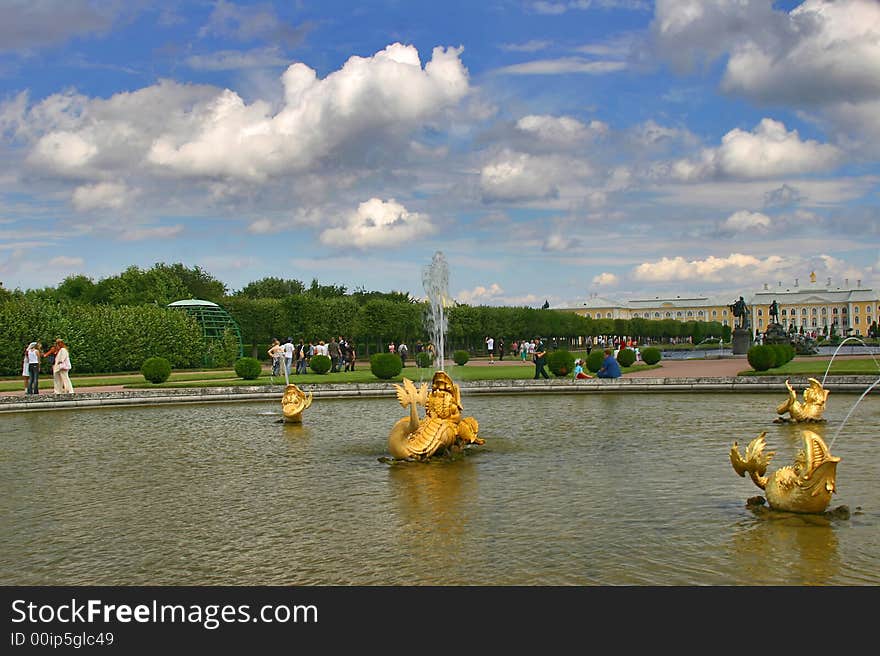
738, 358, 880, 377
3, 356, 875, 393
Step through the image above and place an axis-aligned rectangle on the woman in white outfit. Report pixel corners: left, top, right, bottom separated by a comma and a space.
52, 338, 74, 394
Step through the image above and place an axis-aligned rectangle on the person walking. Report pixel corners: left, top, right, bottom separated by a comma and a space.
25, 341, 41, 395
268, 338, 283, 377
328, 337, 341, 373
398, 341, 408, 367
52, 338, 74, 393
533, 338, 549, 379
282, 337, 295, 377
21, 344, 30, 391
485, 336, 494, 364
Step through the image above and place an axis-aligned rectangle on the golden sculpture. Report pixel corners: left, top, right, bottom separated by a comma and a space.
730, 430, 841, 514
281, 383, 313, 423
387, 371, 483, 461
775, 377, 829, 422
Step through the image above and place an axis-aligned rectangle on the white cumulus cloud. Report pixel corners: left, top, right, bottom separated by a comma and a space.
722, 210, 771, 233
668, 118, 840, 181
592, 272, 619, 286
319, 198, 435, 249
632, 253, 786, 282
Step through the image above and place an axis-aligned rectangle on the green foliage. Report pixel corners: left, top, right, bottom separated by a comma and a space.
203, 329, 242, 367
415, 350, 433, 368
0, 298, 205, 375
769, 343, 795, 367
616, 348, 637, 367
546, 349, 575, 377
309, 354, 332, 374
370, 352, 403, 379
641, 346, 662, 365
141, 357, 172, 384
747, 345, 777, 371
234, 357, 263, 380
453, 350, 470, 365
232, 276, 305, 299
586, 350, 605, 373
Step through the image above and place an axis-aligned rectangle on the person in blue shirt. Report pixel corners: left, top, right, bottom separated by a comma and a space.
597, 348, 622, 378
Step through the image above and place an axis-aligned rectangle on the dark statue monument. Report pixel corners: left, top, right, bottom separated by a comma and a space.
730, 296, 751, 355
763, 298, 788, 346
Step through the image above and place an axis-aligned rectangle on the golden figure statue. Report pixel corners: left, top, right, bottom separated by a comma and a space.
281, 383, 313, 423
730, 430, 841, 514
387, 371, 483, 461
775, 377, 829, 422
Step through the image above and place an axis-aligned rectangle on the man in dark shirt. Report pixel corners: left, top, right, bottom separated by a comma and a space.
597, 349, 622, 378
533, 338, 549, 379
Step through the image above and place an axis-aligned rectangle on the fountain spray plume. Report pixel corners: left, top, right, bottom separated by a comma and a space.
422, 251, 451, 372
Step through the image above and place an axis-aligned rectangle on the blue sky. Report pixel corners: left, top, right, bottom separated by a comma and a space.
1, 0, 878, 307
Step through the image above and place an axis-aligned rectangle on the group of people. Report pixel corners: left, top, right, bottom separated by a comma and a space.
268, 336, 358, 377
22, 338, 74, 395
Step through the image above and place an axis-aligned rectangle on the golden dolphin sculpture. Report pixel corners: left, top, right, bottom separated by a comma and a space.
730, 430, 841, 514
281, 383, 313, 423
387, 372, 483, 461
775, 377, 829, 422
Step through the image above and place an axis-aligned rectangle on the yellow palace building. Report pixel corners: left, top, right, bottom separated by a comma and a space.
564, 273, 878, 337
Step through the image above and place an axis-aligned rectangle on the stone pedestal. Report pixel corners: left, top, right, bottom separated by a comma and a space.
732, 328, 752, 355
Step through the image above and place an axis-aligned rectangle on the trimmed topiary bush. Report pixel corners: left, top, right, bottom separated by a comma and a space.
415, 351, 433, 368
641, 346, 662, 365
547, 349, 575, 377
453, 350, 470, 366
586, 350, 605, 373
747, 344, 777, 372
770, 343, 795, 366
616, 348, 637, 368
141, 356, 172, 384
371, 352, 403, 379
309, 354, 332, 374
234, 356, 263, 380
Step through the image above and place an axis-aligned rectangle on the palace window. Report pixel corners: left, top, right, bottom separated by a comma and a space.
687, 311, 693, 317
822, 308, 827, 315
665, 312, 672, 318
757, 309, 763, 316
854, 306, 859, 313
711, 310, 717, 317
781, 309, 787, 316
801, 308, 807, 315
831, 307, 837, 314
812, 308, 818, 315
654, 312, 660, 318
676, 311, 682, 317
842, 307, 847, 314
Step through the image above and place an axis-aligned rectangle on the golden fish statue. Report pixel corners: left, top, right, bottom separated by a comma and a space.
775, 377, 829, 422
387, 371, 483, 461
281, 383, 313, 423
730, 430, 841, 514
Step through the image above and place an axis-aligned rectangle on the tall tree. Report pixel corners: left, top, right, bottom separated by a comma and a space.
232, 277, 305, 299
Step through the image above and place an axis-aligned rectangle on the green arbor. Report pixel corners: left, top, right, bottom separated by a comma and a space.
167, 299, 243, 366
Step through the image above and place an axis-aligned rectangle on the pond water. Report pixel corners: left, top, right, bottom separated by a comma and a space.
2, 391, 878, 585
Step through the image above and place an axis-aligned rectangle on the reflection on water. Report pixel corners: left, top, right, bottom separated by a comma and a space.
1, 393, 877, 585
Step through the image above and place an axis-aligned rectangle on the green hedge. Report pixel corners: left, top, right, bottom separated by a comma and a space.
641, 346, 662, 365
547, 349, 575, 377
141, 357, 172, 384
616, 348, 636, 367
415, 351, 433, 368
370, 353, 403, 379
453, 350, 470, 365
309, 354, 332, 374
747, 344, 777, 371
586, 350, 606, 373
0, 298, 205, 375
234, 357, 263, 380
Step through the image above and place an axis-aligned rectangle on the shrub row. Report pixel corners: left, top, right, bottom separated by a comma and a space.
747, 343, 796, 371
